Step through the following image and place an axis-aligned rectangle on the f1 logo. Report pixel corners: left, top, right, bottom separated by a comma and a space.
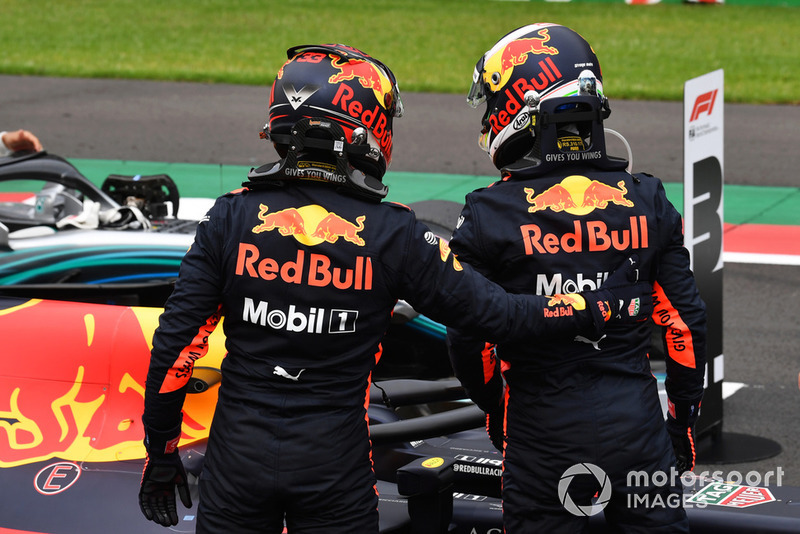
690, 90, 718, 122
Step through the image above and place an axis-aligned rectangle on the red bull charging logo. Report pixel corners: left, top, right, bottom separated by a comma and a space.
519, 176, 649, 256
438, 239, 463, 272
544, 293, 587, 317
499, 29, 559, 71
253, 204, 366, 247
482, 29, 563, 135
328, 55, 392, 110
524, 176, 634, 215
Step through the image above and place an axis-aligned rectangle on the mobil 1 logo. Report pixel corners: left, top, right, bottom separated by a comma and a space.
243, 297, 358, 334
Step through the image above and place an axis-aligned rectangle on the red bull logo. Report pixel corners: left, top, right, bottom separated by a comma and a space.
254, 205, 306, 236
0, 299, 225, 468
544, 293, 586, 317
499, 29, 559, 71
484, 56, 563, 135
523, 176, 634, 215
329, 55, 386, 94
235, 246, 374, 291
524, 184, 577, 213
312, 213, 366, 246
438, 239, 463, 271
331, 82, 394, 161
252, 204, 366, 247
521, 216, 649, 255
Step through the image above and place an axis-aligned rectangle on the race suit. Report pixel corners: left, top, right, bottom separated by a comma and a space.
447, 166, 707, 533
142, 179, 616, 534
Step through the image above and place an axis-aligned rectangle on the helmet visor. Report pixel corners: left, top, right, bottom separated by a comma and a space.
466, 55, 487, 109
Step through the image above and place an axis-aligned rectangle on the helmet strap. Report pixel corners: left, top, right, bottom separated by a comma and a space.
503, 96, 628, 176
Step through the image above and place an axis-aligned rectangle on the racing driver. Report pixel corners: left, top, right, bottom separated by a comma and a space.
447, 24, 707, 533
139, 43, 653, 533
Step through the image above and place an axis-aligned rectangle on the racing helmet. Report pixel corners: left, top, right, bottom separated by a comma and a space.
468, 23, 616, 171
264, 43, 403, 183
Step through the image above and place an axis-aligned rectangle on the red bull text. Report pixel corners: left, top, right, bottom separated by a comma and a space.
521, 216, 649, 255
235, 246, 374, 291
487, 57, 563, 134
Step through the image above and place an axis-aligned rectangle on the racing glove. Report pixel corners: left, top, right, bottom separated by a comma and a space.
139, 424, 192, 527
666, 397, 702, 474
587, 254, 653, 324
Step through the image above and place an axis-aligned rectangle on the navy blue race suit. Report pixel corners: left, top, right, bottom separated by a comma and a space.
142, 180, 621, 533
447, 167, 707, 533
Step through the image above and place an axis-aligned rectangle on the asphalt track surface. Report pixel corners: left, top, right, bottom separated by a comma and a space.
2, 75, 799, 486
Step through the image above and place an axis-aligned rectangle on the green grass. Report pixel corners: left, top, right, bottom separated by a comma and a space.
1, 0, 798, 104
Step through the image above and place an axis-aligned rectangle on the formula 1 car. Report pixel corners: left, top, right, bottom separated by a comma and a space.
2, 294, 799, 534
1, 151, 798, 533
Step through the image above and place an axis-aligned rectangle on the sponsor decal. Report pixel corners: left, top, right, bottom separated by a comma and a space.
627, 298, 641, 317
480, 29, 563, 134
0, 301, 223, 468
499, 29, 559, 71
520, 216, 649, 255
421, 457, 445, 469
34, 462, 81, 495
283, 165, 348, 184
438, 239, 463, 271
236, 246, 373, 291
242, 297, 358, 334
557, 135, 586, 152
273, 365, 305, 381
686, 482, 776, 508
688, 89, 721, 142
453, 463, 503, 477
524, 176, 634, 215
253, 204, 366, 247
486, 56, 563, 135
596, 299, 612, 322
536, 271, 609, 295
328, 55, 394, 157
329, 55, 390, 99
282, 83, 320, 110
544, 293, 586, 318
164, 435, 180, 455
313, 213, 366, 246
453, 492, 490, 502
689, 90, 718, 122
423, 231, 439, 246
652, 291, 689, 354
454, 454, 503, 477
454, 454, 503, 467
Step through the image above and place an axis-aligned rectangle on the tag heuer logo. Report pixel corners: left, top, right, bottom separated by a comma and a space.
686, 482, 776, 508
627, 298, 640, 317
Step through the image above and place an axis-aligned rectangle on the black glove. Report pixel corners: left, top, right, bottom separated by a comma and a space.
485, 403, 506, 453
588, 254, 653, 324
139, 425, 192, 527
665, 398, 701, 474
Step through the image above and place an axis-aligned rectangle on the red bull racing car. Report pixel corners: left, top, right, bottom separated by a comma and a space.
1, 151, 799, 533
